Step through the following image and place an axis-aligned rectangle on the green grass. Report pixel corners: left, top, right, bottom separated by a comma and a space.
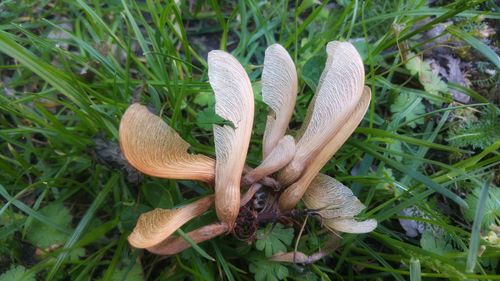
1, 0, 499, 280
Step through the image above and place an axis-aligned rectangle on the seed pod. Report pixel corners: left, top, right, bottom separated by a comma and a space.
302, 173, 376, 234
270, 250, 328, 264
147, 223, 228, 255
302, 174, 366, 219
279, 87, 371, 211
270, 237, 339, 264
324, 218, 377, 234
243, 135, 295, 186
262, 44, 298, 158
128, 196, 214, 249
120, 103, 215, 182
278, 41, 365, 186
208, 51, 254, 229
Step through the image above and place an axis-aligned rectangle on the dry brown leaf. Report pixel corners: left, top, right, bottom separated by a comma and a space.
208, 50, 254, 229
147, 223, 228, 255
128, 196, 214, 248
278, 42, 365, 186
262, 44, 298, 158
279, 87, 371, 211
119, 103, 215, 182
243, 135, 295, 186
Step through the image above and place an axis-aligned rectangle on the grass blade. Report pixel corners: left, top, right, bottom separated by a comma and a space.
212, 241, 235, 281
447, 26, 500, 69
0, 185, 70, 234
46, 175, 118, 280
465, 177, 491, 273
410, 258, 421, 281
351, 140, 469, 208
0, 31, 90, 112
356, 127, 469, 153
176, 228, 215, 261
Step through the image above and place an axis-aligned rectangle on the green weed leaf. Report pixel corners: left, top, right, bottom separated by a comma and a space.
193, 92, 215, 107
109, 262, 144, 281
0, 265, 35, 281
387, 139, 403, 161
301, 54, 326, 92
249, 258, 289, 281
405, 53, 447, 100
141, 182, 173, 209
196, 107, 234, 131
420, 231, 454, 255
26, 203, 72, 249
464, 186, 499, 230
447, 109, 500, 149
255, 224, 294, 257
390, 93, 425, 128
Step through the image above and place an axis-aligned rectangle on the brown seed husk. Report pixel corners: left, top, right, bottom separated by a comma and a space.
278, 41, 365, 186
128, 196, 214, 249
262, 44, 298, 158
243, 135, 295, 186
146, 223, 228, 255
208, 50, 254, 229
119, 103, 215, 182
279, 87, 371, 212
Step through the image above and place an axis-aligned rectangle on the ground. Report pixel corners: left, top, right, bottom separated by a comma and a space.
0, 1, 499, 281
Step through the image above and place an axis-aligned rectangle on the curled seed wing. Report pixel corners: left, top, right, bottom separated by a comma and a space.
279, 87, 371, 211
208, 51, 254, 229
147, 223, 228, 255
262, 44, 298, 158
243, 135, 295, 186
270, 251, 328, 264
128, 196, 214, 248
270, 238, 338, 264
324, 218, 377, 234
119, 103, 215, 182
320, 202, 366, 219
303, 174, 366, 219
270, 251, 311, 264
278, 42, 365, 186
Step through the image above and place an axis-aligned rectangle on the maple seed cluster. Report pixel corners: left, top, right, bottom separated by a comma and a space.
119, 41, 377, 258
